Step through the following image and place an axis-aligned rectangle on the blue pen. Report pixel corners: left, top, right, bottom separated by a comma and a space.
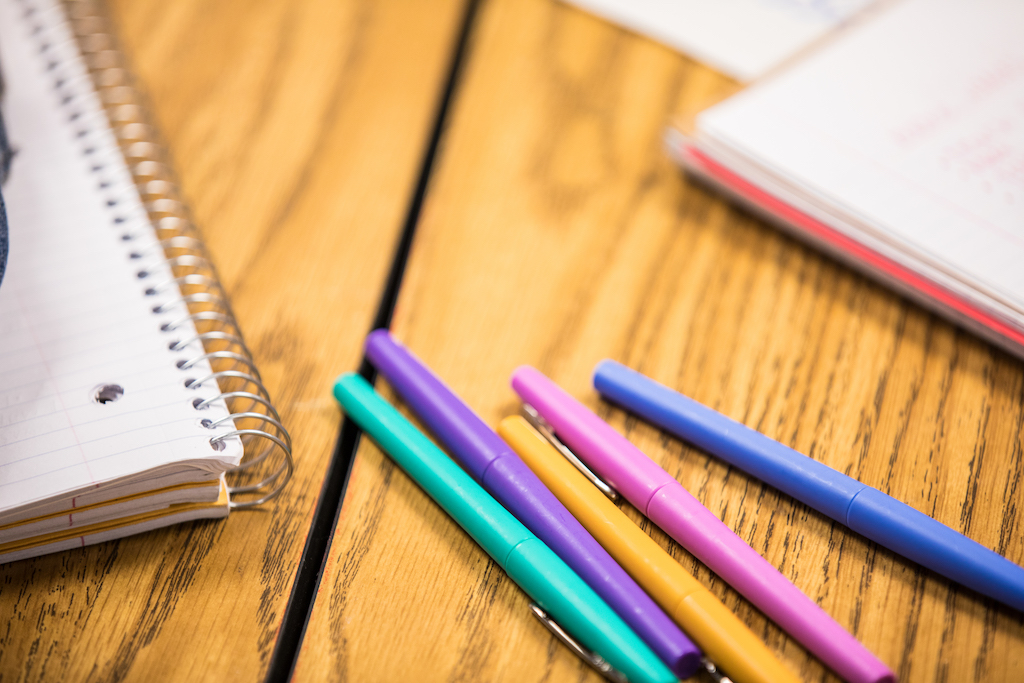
594, 359, 1024, 612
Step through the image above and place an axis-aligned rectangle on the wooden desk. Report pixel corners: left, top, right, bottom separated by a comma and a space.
3, 0, 1023, 682
0, 0, 465, 680
296, 1, 1024, 682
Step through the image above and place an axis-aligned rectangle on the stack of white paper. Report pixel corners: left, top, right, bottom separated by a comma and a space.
675, 0, 1024, 357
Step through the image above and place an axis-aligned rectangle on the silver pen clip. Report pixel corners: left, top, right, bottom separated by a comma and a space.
529, 603, 628, 683
521, 403, 619, 502
521, 408, 735, 683
701, 657, 734, 683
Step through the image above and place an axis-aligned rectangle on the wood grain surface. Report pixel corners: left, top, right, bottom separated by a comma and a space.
298, 0, 1024, 681
0, 0, 466, 680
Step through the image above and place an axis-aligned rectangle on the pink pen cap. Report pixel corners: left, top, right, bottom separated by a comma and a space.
511, 365, 895, 683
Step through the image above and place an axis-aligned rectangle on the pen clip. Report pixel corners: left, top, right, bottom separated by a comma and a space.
521, 403, 619, 502
528, 603, 628, 683
701, 657, 734, 683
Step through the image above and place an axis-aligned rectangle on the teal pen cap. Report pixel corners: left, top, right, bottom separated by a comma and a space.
333, 373, 676, 683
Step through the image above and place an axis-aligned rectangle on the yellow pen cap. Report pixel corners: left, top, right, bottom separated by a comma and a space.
498, 415, 800, 683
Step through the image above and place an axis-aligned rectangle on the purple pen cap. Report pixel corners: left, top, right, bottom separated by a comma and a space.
365, 329, 507, 480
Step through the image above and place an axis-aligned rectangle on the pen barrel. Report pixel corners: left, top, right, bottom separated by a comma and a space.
648, 487, 894, 683
507, 538, 676, 683
848, 489, 1024, 611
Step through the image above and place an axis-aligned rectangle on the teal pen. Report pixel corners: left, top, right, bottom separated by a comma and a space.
333, 373, 676, 683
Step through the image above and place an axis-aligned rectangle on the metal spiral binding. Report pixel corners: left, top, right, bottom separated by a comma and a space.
59, 0, 294, 508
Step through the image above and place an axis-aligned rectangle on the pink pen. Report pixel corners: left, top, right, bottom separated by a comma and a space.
512, 366, 895, 683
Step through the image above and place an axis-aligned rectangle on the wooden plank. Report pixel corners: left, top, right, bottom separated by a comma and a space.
297, 0, 1024, 681
0, 0, 466, 680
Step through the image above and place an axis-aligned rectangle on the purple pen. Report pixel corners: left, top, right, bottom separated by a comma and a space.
365, 330, 702, 678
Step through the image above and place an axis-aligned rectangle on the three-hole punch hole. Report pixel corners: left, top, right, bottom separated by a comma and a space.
93, 384, 124, 404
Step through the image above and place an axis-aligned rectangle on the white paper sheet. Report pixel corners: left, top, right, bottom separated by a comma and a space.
565, 0, 877, 81
697, 0, 1024, 311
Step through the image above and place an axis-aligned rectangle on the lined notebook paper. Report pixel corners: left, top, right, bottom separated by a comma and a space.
0, 0, 245, 560
672, 0, 1024, 357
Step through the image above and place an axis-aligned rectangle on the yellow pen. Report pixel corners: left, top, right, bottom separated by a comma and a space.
498, 415, 800, 683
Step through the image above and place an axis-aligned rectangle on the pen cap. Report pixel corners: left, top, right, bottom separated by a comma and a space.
511, 366, 670, 512
593, 359, 865, 521
366, 330, 510, 480
333, 373, 531, 569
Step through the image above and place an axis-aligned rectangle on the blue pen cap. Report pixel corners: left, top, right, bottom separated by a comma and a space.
594, 359, 866, 522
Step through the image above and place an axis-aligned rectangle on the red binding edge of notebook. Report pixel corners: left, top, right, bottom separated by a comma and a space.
678, 143, 1024, 349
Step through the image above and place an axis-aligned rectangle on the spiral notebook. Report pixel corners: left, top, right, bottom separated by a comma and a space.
670, 0, 1024, 359
0, 0, 293, 563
